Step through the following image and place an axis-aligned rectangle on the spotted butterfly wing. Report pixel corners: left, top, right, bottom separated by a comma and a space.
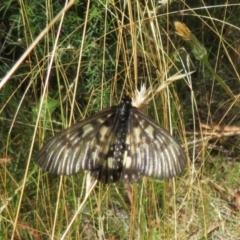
37, 96, 187, 183
121, 109, 186, 182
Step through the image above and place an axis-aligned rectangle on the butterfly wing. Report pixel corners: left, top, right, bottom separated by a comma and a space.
37, 107, 118, 176
89, 113, 124, 183
120, 108, 187, 183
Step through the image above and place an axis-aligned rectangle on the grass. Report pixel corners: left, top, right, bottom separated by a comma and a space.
1, 0, 240, 239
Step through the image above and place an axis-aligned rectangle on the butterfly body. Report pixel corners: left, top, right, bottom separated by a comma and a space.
37, 96, 187, 184
90, 96, 132, 183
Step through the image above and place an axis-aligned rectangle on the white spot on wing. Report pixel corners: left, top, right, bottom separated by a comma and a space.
98, 125, 109, 141
107, 157, 113, 169
123, 150, 132, 168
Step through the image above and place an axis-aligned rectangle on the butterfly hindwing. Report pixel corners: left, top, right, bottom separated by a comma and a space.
120, 111, 143, 182
89, 113, 123, 183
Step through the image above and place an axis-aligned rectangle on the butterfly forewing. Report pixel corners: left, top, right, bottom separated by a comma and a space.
120, 108, 186, 183
136, 109, 185, 178
37, 107, 116, 175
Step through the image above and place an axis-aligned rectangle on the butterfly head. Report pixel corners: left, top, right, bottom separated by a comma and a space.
121, 95, 132, 105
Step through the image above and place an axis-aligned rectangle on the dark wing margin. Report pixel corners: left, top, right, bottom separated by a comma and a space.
36, 107, 116, 175
121, 108, 187, 182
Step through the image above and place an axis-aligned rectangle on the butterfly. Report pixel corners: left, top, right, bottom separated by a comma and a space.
37, 95, 187, 184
